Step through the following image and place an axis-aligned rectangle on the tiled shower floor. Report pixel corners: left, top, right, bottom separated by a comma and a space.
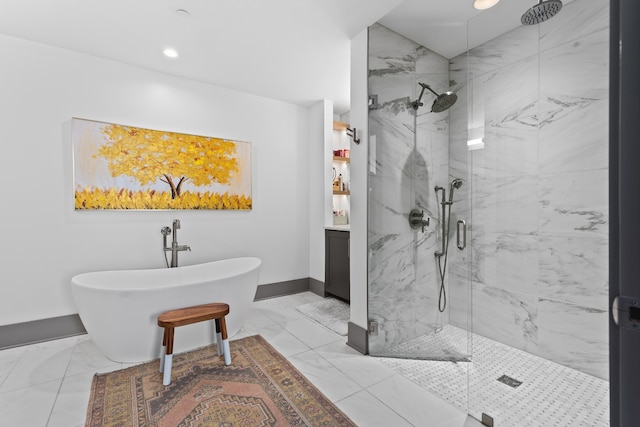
377, 325, 610, 426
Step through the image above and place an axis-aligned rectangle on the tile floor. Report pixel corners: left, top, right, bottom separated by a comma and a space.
0, 292, 483, 427
379, 325, 610, 426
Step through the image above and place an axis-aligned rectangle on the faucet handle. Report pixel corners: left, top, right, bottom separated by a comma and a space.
409, 209, 429, 233
161, 226, 171, 236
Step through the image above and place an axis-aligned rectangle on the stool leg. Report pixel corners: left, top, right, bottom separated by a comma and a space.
215, 319, 223, 356
163, 327, 174, 386
163, 355, 173, 386
219, 316, 231, 366
159, 328, 168, 373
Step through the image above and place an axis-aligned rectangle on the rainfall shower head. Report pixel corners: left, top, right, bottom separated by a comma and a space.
521, 0, 563, 25
412, 83, 458, 113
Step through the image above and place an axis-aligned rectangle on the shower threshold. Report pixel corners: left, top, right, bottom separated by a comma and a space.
375, 353, 471, 362
372, 323, 471, 363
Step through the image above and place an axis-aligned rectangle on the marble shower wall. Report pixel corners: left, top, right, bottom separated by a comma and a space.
367, 23, 454, 354
448, 0, 609, 379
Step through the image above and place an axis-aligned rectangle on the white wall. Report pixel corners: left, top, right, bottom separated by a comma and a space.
308, 100, 333, 282
349, 29, 369, 330
0, 34, 312, 326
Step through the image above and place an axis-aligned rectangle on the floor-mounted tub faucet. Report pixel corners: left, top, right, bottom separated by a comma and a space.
161, 219, 191, 268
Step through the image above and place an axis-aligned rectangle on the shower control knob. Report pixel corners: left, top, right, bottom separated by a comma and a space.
409, 209, 429, 233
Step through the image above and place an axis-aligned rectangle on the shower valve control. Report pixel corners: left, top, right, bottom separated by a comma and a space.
409, 209, 429, 233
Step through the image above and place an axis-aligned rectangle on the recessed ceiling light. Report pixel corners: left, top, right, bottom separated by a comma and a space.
176, 9, 190, 17
163, 48, 179, 58
474, 0, 500, 10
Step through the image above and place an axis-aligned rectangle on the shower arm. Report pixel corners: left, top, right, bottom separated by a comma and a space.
413, 83, 447, 110
416, 86, 426, 103
421, 84, 440, 97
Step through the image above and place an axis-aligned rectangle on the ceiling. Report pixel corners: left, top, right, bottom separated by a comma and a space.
0, 0, 563, 114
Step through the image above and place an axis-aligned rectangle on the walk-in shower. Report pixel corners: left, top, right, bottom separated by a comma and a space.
367, 0, 610, 422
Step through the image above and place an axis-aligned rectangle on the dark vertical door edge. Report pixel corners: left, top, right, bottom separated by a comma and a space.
610, 0, 640, 425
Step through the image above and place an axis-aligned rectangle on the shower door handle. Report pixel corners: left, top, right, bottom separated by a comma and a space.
456, 219, 466, 250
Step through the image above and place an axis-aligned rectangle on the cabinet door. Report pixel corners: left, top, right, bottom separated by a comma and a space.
325, 230, 350, 302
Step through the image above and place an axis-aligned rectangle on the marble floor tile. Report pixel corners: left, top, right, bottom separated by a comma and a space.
240, 305, 280, 328
0, 378, 62, 427
287, 349, 363, 402
0, 292, 520, 426
0, 344, 26, 387
282, 316, 344, 349
368, 373, 469, 427
63, 336, 130, 377
241, 323, 311, 357
336, 390, 415, 427
257, 305, 305, 326
46, 371, 94, 427
0, 336, 76, 393
314, 340, 397, 388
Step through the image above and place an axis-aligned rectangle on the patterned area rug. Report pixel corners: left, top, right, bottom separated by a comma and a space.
85, 334, 355, 427
296, 298, 349, 336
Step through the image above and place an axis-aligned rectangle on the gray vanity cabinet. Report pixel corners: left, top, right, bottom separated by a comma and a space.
324, 229, 350, 302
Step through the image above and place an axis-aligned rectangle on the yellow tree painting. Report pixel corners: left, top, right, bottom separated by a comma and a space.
73, 118, 252, 210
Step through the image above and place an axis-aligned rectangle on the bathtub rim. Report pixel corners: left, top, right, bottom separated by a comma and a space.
71, 256, 262, 291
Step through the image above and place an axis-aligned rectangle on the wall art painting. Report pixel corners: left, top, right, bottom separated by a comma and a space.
72, 118, 252, 210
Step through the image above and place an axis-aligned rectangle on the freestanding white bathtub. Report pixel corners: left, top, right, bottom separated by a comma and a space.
71, 257, 261, 363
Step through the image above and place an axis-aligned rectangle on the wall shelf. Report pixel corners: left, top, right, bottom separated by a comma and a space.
330, 119, 350, 228
333, 121, 349, 131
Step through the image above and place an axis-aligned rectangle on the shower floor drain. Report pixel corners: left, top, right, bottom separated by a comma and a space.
497, 374, 523, 388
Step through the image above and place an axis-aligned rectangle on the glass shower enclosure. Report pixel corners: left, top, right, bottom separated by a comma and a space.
367, 22, 472, 365
367, 0, 609, 424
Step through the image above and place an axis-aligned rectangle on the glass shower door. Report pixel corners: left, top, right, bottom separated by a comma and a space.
465, 0, 611, 424
366, 22, 473, 365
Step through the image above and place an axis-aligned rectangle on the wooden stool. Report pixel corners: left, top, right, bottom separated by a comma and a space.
157, 302, 231, 386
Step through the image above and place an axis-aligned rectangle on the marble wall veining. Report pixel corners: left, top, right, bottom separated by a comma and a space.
449, 0, 609, 379
368, 0, 608, 380
367, 23, 454, 354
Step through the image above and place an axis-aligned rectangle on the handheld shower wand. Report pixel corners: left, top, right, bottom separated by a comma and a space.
161, 226, 172, 268
434, 179, 464, 312
449, 178, 463, 203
